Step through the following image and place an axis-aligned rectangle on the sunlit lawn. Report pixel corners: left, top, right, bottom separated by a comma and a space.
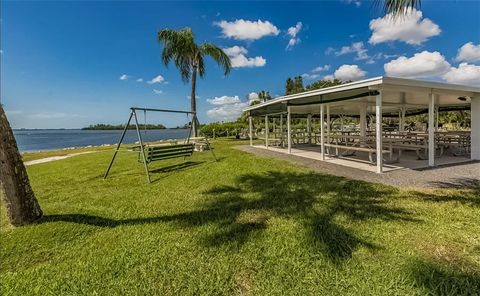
1, 139, 479, 295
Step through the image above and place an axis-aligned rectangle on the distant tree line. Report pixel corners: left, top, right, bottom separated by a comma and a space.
200, 121, 245, 137
82, 123, 166, 130
286, 76, 346, 95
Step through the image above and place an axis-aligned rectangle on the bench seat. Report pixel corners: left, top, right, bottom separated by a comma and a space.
138, 144, 194, 163
321, 143, 397, 164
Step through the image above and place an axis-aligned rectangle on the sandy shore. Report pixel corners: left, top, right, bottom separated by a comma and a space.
24, 151, 98, 166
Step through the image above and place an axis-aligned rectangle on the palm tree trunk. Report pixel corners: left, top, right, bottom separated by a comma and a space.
0, 106, 43, 226
191, 66, 198, 137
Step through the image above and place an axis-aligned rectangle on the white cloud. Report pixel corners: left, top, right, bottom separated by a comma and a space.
325, 64, 366, 81
335, 42, 370, 60
206, 94, 250, 121
312, 65, 330, 73
325, 47, 335, 55
207, 102, 249, 121
153, 89, 163, 95
287, 38, 300, 49
147, 75, 165, 84
302, 65, 331, 80
286, 22, 302, 50
365, 52, 393, 64
455, 42, 480, 63
207, 95, 241, 105
223, 46, 266, 68
369, 8, 441, 45
247, 92, 260, 104
324, 75, 334, 80
301, 73, 320, 80
383, 53, 401, 59
443, 63, 480, 86
343, 0, 361, 7
384, 51, 451, 78
215, 19, 280, 40
136, 78, 143, 82
119, 74, 129, 81
223, 46, 247, 56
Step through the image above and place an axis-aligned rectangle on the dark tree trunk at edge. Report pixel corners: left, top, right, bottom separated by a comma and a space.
0, 105, 43, 226
191, 66, 198, 137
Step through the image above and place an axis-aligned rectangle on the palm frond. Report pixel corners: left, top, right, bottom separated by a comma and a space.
199, 43, 232, 76
196, 52, 206, 78
157, 28, 196, 82
374, 0, 421, 16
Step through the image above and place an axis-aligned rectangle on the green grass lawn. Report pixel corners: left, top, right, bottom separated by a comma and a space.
1, 139, 479, 295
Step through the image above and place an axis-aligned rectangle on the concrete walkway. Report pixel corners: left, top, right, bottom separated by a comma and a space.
24, 151, 97, 166
237, 145, 480, 189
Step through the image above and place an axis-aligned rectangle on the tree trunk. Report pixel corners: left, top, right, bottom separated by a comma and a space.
190, 66, 198, 137
0, 105, 43, 226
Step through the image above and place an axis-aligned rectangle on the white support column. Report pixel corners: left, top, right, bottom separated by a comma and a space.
307, 114, 312, 144
375, 92, 383, 173
398, 109, 402, 132
265, 115, 269, 148
326, 105, 330, 145
471, 97, 480, 160
280, 114, 284, 148
287, 106, 292, 154
360, 103, 367, 137
320, 104, 325, 160
428, 93, 435, 167
249, 116, 253, 146
400, 107, 406, 132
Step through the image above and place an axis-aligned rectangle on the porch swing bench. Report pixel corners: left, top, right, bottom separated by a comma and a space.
104, 106, 217, 183
134, 143, 195, 163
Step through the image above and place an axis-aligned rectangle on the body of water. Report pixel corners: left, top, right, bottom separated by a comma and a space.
13, 129, 190, 152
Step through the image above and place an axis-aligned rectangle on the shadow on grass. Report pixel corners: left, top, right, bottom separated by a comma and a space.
42, 171, 418, 263
149, 161, 205, 174
410, 260, 480, 295
428, 177, 480, 190
100, 155, 223, 182
199, 172, 417, 262
415, 178, 480, 207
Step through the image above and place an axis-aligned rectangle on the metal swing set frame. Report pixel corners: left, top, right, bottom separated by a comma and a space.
104, 107, 216, 183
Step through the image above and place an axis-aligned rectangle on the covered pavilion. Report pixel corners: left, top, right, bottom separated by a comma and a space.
244, 76, 480, 173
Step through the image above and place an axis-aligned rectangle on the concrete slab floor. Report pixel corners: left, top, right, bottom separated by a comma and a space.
238, 145, 479, 189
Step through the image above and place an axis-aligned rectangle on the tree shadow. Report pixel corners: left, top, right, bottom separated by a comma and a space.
428, 178, 480, 190
414, 178, 480, 207
199, 172, 416, 262
410, 259, 480, 295
149, 161, 205, 174
41, 171, 418, 263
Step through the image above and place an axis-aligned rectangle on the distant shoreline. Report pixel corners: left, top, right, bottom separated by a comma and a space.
82, 123, 167, 130
14, 128, 190, 153
13, 128, 184, 131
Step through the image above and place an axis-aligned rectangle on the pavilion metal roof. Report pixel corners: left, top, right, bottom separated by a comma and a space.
245, 76, 480, 116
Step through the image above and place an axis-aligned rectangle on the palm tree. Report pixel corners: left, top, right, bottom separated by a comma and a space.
157, 28, 232, 136
0, 105, 43, 225
381, 0, 421, 15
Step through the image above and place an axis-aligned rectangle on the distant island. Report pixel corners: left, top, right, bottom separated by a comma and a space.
82, 123, 166, 130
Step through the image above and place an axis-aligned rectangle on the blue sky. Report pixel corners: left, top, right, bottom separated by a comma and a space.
2, 0, 479, 128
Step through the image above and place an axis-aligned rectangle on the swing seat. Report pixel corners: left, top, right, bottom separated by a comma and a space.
139, 143, 195, 163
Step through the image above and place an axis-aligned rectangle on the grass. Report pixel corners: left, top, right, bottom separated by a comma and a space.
1, 139, 479, 295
